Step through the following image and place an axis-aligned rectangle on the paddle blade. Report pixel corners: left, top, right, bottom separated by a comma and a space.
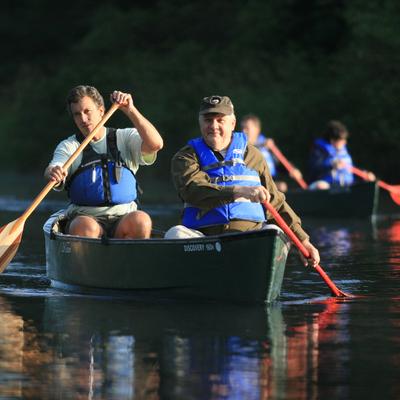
387, 185, 400, 205
314, 265, 353, 298
0, 218, 25, 273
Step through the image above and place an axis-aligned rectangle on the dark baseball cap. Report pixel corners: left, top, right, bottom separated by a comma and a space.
199, 95, 234, 115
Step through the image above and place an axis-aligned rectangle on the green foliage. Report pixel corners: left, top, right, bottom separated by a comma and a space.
0, 0, 399, 183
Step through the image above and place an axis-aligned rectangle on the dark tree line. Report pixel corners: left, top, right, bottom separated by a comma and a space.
1, 0, 399, 186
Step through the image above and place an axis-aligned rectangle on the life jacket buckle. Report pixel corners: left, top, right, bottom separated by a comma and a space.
221, 175, 233, 182
114, 163, 122, 183
114, 151, 122, 183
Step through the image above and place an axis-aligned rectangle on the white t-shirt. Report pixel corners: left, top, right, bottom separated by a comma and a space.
48, 127, 156, 218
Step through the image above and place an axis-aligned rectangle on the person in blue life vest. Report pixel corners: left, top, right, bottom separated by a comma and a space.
165, 95, 320, 268
44, 85, 163, 239
308, 120, 375, 190
240, 114, 303, 192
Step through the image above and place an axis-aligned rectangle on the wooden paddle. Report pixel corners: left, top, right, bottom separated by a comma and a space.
0, 103, 119, 273
266, 141, 308, 189
262, 200, 351, 297
350, 166, 400, 205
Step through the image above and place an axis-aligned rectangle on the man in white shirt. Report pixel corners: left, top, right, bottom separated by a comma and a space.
44, 85, 163, 239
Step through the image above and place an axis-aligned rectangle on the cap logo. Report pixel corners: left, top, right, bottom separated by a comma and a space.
210, 96, 221, 104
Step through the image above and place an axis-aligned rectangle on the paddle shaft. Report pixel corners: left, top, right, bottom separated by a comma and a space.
17, 103, 119, 228
262, 200, 346, 297
267, 142, 308, 189
351, 166, 397, 192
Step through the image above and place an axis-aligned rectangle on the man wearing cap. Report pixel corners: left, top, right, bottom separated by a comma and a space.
166, 95, 319, 267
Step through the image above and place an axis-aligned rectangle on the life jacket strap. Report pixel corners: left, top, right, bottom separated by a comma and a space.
209, 175, 261, 184
202, 159, 246, 172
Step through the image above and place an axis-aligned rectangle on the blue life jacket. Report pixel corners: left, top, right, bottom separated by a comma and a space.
255, 134, 277, 177
309, 138, 354, 185
182, 131, 266, 229
66, 128, 138, 206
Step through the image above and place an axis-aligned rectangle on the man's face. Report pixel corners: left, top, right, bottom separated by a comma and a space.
241, 119, 261, 145
70, 96, 105, 137
199, 113, 236, 151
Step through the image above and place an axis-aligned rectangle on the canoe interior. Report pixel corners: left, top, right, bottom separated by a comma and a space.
44, 212, 291, 304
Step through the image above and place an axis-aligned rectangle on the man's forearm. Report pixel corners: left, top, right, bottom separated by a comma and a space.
125, 105, 163, 153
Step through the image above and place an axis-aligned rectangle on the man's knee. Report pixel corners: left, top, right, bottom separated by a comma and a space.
130, 211, 152, 229
68, 216, 102, 238
261, 223, 284, 235
115, 211, 152, 239
309, 180, 330, 190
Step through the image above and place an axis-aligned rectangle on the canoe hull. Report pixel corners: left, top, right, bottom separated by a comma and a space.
285, 182, 378, 218
44, 214, 290, 304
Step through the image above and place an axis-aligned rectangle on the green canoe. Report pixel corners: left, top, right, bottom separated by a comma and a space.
285, 181, 379, 219
43, 212, 290, 304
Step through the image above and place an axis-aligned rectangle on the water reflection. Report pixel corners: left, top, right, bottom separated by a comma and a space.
0, 294, 358, 400
312, 225, 352, 257
377, 220, 400, 243
3, 197, 400, 398
0, 296, 24, 398
304, 218, 378, 258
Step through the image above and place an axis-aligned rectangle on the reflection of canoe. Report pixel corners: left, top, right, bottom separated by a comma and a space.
40, 298, 285, 399
43, 212, 290, 304
285, 182, 378, 219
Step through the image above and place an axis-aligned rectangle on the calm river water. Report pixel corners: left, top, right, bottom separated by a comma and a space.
1, 196, 400, 399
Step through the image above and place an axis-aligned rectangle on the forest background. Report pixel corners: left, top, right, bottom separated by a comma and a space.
0, 0, 399, 202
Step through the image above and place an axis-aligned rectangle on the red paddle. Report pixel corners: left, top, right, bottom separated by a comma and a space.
351, 166, 400, 205
267, 141, 308, 189
262, 200, 351, 297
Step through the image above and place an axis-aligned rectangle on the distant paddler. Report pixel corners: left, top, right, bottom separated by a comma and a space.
308, 120, 375, 190
240, 114, 304, 192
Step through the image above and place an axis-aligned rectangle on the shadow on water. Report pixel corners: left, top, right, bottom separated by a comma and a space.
2, 193, 400, 398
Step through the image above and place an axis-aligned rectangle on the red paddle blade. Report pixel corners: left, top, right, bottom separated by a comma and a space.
334, 290, 354, 298
0, 218, 25, 273
314, 265, 353, 297
387, 185, 400, 205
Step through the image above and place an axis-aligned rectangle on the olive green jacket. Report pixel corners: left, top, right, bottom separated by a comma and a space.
171, 142, 309, 241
